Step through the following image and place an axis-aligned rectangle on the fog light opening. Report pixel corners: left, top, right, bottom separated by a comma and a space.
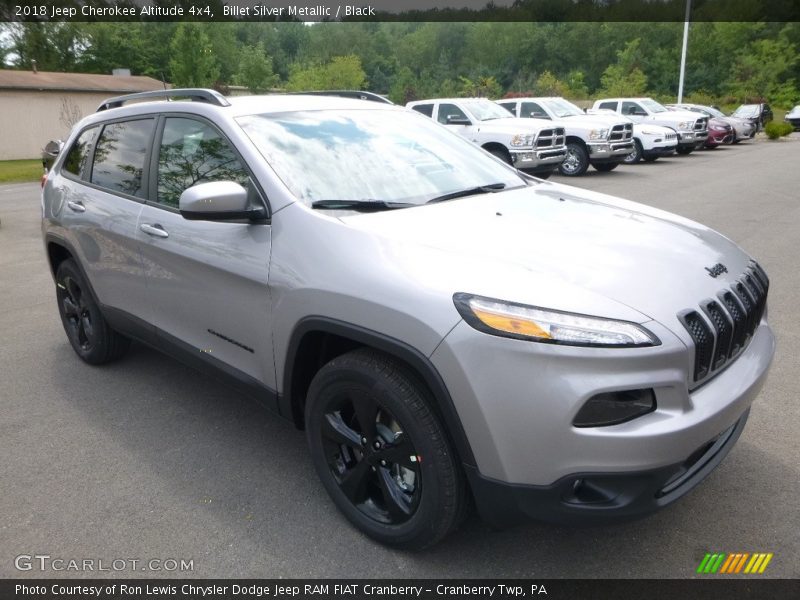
572, 388, 656, 428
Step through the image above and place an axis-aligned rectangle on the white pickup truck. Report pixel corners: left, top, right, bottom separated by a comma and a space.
591, 97, 708, 155
495, 97, 633, 176
406, 98, 567, 177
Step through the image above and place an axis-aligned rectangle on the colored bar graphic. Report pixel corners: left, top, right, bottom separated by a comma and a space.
697, 552, 772, 575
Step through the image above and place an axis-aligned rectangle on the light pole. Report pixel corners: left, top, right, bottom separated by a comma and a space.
677, 0, 692, 103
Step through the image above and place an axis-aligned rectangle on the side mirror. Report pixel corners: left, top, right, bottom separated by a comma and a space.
446, 114, 471, 126
179, 181, 266, 222
42, 139, 63, 172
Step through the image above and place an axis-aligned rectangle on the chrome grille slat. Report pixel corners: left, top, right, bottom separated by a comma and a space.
679, 263, 768, 383
535, 127, 565, 149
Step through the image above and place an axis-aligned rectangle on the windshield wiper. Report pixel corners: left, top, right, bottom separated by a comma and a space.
426, 183, 507, 204
311, 200, 415, 212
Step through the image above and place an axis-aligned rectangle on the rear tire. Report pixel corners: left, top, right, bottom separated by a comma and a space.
305, 348, 466, 550
55, 259, 130, 365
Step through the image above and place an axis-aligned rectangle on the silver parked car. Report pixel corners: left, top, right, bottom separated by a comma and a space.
669, 103, 756, 142
42, 89, 775, 549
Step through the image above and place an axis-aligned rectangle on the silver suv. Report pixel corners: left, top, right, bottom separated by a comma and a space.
42, 89, 775, 550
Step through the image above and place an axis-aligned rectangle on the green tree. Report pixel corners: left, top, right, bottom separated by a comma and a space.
235, 43, 278, 94
727, 36, 798, 105
286, 55, 366, 91
169, 23, 219, 88
458, 75, 502, 98
534, 70, 567, 96
599, 39, 648, 96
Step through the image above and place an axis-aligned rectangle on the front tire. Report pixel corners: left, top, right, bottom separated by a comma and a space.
592, 162, 619, 172
623, 139, 643, 164
558, 142, 589, 176
305, 349, 465, 550
676, 146, 694, 155
488, 147, 512, 165
55, 259, 130, 364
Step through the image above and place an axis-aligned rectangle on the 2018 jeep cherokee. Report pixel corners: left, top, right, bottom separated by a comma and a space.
41, 89, 775, 550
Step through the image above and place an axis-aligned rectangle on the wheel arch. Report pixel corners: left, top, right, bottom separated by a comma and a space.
565, 135, 586, 149
480, 142, 511, 159
281, 316, 477, 467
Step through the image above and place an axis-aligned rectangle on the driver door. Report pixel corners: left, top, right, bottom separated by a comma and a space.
136, 115, 275, 395
435, 103, 476, 142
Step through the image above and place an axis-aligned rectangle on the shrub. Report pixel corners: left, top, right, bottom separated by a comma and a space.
765, 121, 794, 139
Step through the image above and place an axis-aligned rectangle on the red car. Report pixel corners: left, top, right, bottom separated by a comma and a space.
703, 117, 734, 148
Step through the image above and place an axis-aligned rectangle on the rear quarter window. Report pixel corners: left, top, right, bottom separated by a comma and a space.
598, 101, 618, 111
411, 104, 434, 118
62, 127, 99, 178
90, 119, 155, 198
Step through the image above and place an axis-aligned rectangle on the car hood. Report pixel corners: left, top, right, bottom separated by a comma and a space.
338, 182, 753, 330
476, 117, 560, 132
648, 109, 702, 124
562, 113, 627, 129
786, 107, 800, 118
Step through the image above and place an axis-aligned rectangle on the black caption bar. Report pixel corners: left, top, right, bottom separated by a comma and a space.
2, 579, 800, 600
2, 0, 800, 22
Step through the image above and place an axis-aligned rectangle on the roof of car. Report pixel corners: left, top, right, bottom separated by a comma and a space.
93, 92, 400, 119
406, 98, 493, 106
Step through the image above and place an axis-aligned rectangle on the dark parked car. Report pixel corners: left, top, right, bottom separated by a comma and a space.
732, 103, 773, 131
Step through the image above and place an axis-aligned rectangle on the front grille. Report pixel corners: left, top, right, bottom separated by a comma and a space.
665, 132, 678, 141
609, 123, 633, 142
694, 117, 708, 132
679, 262, 768, 384
535, 127, 565, 148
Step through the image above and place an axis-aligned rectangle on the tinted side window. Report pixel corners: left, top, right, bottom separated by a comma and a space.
437, 103, 468, 125
411, 104, 434, 118
598, 101, 618, 111
622, 101, 643, 115
496, 102, 516, 115
521, 102, 548, 118
157, 117, 250, 209
90, 119, 155, 197
63, 127, 98, 177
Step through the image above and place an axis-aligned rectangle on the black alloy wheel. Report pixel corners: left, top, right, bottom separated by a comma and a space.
305, 348, 465, 549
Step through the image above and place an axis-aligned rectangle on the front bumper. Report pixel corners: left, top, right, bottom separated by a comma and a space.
706, 130, 733, 146
465, 408, 749, 526
432, 313, 774, 516
643, 143, 677, 158
511, 147, 567, 170
587, 141, 634, 162
677, 131, 708, 148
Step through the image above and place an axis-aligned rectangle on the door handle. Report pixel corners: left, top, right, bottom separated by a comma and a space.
66, 200, 85, 213
140, 223, 169, 239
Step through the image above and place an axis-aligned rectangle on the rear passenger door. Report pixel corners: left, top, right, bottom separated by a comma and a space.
136, 115, 274, 390
57, 118, 154, 328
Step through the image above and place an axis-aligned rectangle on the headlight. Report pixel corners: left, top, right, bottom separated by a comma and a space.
453, 293, 660, 347
509, 133, 535, 147
710, 125, 725, 131
638, 128, 662, 136
678, 120, 694, 130
588, 128, 609, 140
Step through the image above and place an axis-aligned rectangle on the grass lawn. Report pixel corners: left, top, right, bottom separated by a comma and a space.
0, 159, 43, 184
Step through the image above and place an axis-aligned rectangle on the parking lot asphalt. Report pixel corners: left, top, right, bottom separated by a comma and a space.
1, 135, 798, 579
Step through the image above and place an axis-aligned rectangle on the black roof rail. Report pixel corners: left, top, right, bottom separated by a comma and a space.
97, 88, 230, 112
287, 90, 393, 105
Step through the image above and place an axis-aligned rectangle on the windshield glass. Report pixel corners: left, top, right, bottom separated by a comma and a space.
641, 99, 667, 113
544, 98, 583, 118
699, 105, 725, 118
237, 109, 526, 206
733, 105, 758, 117
461, 100, 514, 121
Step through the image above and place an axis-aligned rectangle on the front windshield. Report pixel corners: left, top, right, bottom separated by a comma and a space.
700, 106, 725, 118
461, 100, 514, 121
733, 105, 758, 117
544, 98, 583, 118
641, 99, 668, 113
237, 109, 526, 206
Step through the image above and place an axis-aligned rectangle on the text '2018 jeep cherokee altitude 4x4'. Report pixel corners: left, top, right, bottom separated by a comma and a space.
42, 89, 775, 550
